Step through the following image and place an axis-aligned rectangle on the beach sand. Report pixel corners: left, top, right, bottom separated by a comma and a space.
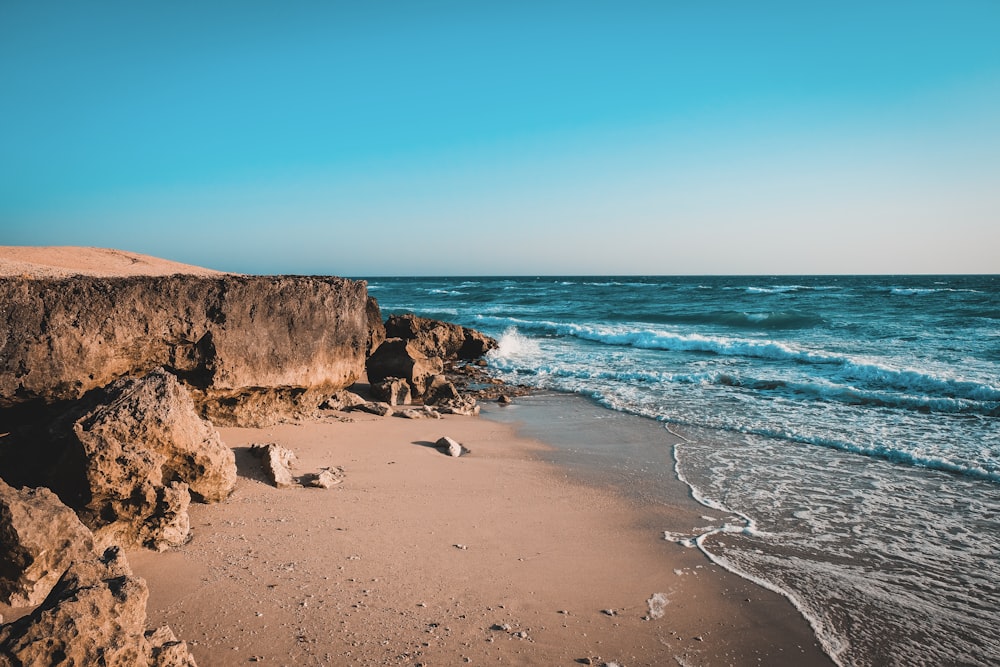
130, 404, 833, 666
0, 246, 228, 278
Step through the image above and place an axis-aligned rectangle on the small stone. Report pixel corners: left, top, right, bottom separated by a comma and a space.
454, 544, 468, 550
601, 609, 616, 617
435, 436, 468, 457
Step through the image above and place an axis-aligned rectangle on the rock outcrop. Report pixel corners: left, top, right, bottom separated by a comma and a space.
366, 315, 498, 399
0, 547, 197, 666
0, 479, 96, 607
71, 369, 236, 550
366, 338, 444, 398
0, 274, 371, 425
384, 314, 497, 361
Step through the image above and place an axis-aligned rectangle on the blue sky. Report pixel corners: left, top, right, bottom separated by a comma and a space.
2, 2, 998, 275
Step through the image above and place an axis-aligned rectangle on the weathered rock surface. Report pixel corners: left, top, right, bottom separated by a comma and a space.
366, 296, 386, 357
305, 467, 345, 489
424, 376, 481, 416
319, 390, 368, 411
249, 443, 298, 489
351, 401, 394, 417
0, 479, 96, 607
0, 546, 198, 666
397, 406, 442, 420
366, 338, 444, 397
0, 274, 371, 425
72, 369, 236, 550
384, 314, 498, 361
371, 377, 412, 406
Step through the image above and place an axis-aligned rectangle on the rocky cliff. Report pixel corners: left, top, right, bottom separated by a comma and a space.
0, 274, 371, 425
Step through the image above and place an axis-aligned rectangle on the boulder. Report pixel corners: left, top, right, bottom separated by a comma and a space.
249, 443, 298, 489
0, 274, 370, 426
0, 546, 198, 666
424, 377, 480, 416
72, 368, 236, 550
366, 338, 443, 397
0, 479, 96, 607
371, 377, 412, 406
384, 314, 497, 361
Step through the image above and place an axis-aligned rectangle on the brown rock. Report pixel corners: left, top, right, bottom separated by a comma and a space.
319, 389, 368, 411
305, 467, 345, 489
366, 338, 443, 397
249, 443, 298, 489
366, 295, 386, 357
0, 479, 96, 607
384, 314, 497, 361
0, 546, 198, 666
0, 274, 370, 425
434, 436, 469, 457
72, 369, 236, 550
371, 377, 412, 406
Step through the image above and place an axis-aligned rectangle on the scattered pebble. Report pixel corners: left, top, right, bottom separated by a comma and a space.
454, 544, 468, 550
601, 609, 616, 617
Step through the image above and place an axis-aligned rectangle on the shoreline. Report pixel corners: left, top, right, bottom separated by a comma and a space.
130, 396, 832, 666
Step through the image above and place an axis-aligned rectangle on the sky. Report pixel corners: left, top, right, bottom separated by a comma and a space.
2, 2, 999, 276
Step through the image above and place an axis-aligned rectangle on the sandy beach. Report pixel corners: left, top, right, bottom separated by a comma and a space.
0, 247, 832, 665
129, 403, 831, 666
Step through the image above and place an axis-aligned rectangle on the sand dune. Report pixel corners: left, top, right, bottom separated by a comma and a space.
0, 246, 228, 278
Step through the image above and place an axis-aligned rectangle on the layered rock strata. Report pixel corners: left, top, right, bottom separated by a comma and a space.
0, 274, 371, 426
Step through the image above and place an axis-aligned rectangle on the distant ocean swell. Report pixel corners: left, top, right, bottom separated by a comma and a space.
480, 316, 1000, 412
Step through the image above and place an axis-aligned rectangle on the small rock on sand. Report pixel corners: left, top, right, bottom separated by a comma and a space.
435, 436, 468, 457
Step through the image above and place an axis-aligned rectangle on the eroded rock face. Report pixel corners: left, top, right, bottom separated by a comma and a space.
72, 369, 235, 550
371, 377, 412, 406
366, 338, 444, 397
249, 443, 297, 489
0, 274, 371, 425
0, 479, 96, 607
384, 314, 498, 361
0, 547, 197, 666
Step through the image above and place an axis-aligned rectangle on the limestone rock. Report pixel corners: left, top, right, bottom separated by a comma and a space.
366, 338, 443, 397
0, 274, 370, 425
305, 467, 345, 489
0, 546, 198, 666
145, 626, 199, 666
72, 369, 236, 550
397, 406, 442, 420
0, 479, 96, 607
425, 378, 480, 416
371, 377, 412, 406
249, 443, 298, 488
435, 436, 469, 458
366, 296, 386, 357
350, 401, 395, 417
384, 314, 498, 361
319, 390, 368, 411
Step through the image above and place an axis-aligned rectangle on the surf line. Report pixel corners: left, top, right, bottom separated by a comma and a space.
664, 423, 848, 666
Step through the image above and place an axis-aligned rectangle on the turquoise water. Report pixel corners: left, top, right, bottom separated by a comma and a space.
364, 275, 1000, 666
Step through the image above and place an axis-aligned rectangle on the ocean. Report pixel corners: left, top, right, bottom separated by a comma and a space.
363, 274, 1000, 667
